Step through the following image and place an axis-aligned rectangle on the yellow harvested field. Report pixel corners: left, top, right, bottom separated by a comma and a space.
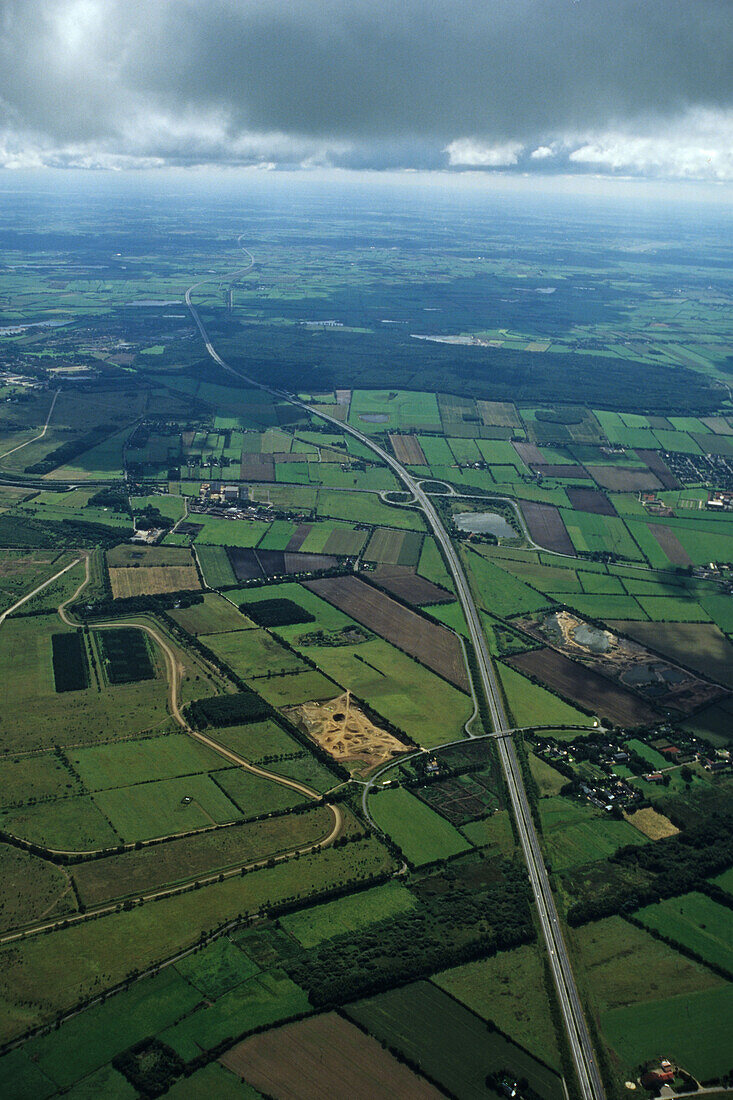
476, 400, 521, 427
285, 691, 410, 775
108, 565, 201, 599
624, 807, 679, 840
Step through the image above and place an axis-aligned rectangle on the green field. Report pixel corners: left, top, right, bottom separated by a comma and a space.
460, 811, 515, 854
193, 515, 271, 547
18, 968, 201, 1090
212, 767, 308, 817
529, 753, 567, 796
540, 796, 646, 871
347, 981, 564, 1100
0, 843, 77, 933
164, 1061, 258, 1099
169, 593, 254, 635
636, 893, 733, 974
280, 881, 417, 947
624, 738, 668, 770
174, 936, 260, 999
571, 916, 730, 1079
0, 752, 81, 806
303, 636, 473, 744
71, 807, 335, 907
159, 968, 310, 1061
434, 944, 561, 1070
602, 985, 733, 1081
316, 488, 425, 530
195, 545, 237, 587
564, 513, 643, 561
712, 867, 733, 896
0, 614, 173, 751
348, 390, 442, 433
67, 734, 225, 790
1, 795, 120, 851
211, 719, 304, 762
369, 787, 472, 865
0, 837, 392, 1044
93, 773, 241, 842
204, 627, 307, 678
464, 548, 551, 618
498, 663, 593, 728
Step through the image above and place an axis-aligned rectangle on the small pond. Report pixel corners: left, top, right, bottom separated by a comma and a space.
453, 511, 516, 538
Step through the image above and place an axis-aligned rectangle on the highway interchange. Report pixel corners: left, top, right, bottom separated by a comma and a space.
185, 246, 606, 1100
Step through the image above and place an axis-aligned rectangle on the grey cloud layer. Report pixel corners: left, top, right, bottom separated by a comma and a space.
0, 0, 731, 176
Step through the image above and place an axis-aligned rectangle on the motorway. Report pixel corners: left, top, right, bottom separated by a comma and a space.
185, 247, 605, 1100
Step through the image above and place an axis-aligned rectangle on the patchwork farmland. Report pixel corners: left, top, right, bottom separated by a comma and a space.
305, 574, 470, 691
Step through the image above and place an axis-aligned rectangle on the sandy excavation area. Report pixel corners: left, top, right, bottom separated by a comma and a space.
285, 691, 410, 774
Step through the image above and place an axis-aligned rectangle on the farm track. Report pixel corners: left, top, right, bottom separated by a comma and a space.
0, 387, 60, 464
184, 242, 605, 1100
0, 553, 344, 941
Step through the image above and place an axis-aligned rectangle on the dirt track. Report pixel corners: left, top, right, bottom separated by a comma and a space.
0, 553, 344, 943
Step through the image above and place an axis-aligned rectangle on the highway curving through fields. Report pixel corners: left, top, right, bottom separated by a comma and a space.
185, 244, 605, 1100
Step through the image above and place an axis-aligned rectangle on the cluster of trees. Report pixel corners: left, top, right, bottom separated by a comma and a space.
0, 513, 126, 550
567, 811, 733, 925
239, 598, 315, 628
286, 859, 534, 1007
135, 505, 174, 531
187, 689, 271, 728
88, 486, 131, 514
112, 1039, 184, 1098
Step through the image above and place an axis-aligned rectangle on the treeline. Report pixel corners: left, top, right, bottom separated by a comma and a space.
286, 859, 534, 1007
567, 810, 733, 925
78, 591, 203, 619
24, 421, 118, 474
0, 514, 127, 550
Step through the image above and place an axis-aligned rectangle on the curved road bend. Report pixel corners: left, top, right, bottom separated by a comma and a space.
185, 247, 605, 1100
52, 557, 343, 849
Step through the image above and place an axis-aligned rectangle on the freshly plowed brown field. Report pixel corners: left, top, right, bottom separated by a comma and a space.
645, 523, 692, 566
566, 487, 618, 516
305, 575, 469, 692
240, 453, 275, 481
373, 564, 452, 606
220, 1012, 443, 1100
506, 647, 658, 727
512, 441, 544, 466
520, 502, 575, 554
584, 465, 662, 492
389, 433, 427, 465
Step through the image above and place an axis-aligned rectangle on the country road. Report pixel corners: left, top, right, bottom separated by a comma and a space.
0, 387, 60, 464
185, 243, 605, 1100
0, 552, 344, 943
0, 553, 83, 626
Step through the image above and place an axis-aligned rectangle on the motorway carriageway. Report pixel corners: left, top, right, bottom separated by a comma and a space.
185, 245, 605, 1100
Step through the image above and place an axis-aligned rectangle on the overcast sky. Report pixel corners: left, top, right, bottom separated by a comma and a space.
1, 0, 731, 185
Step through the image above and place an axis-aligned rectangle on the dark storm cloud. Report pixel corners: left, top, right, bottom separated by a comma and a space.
0, 0, 731, 176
